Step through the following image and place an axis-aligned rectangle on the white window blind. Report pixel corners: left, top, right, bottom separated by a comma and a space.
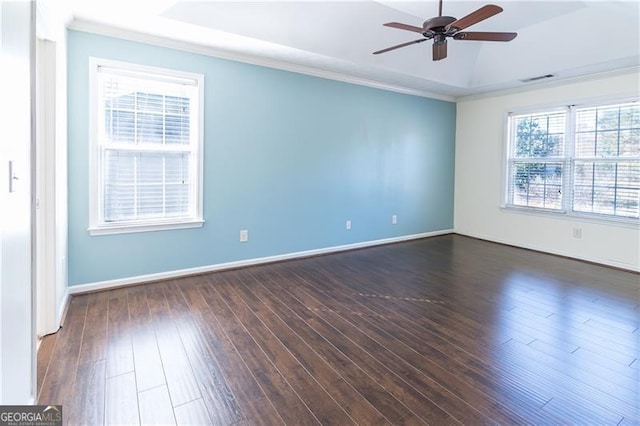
505, 100, 639, 222
90, 59, 204, 234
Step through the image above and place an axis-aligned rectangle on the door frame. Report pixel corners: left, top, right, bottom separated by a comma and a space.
35, 37, 58, 337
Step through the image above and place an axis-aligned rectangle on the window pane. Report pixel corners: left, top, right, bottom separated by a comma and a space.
165, 114, 190, 144
576, 103, 640, 159
544, 184, 563, 209
165, 153, 190, 183
614, 162, 640, 218
619, 105, 640, 129
576, 109, 596, 132
573, 161, 640, 218
575, 132, 595, 157
104, 151, 136, 222
572, 103, 639, 219
136, 92, 163, 113
615, 187, 639, 218
165, 95, 190, 114
596, 106, 620, 131
104, 109, 135, 143
101, 74, 194, 147
103, 150, 193, 222
137, 112, 164, 144
166, 183, 190, 216
138, 184, 164, 218
619, 129, 640, 157
137, 153, 164, 184
165, 154, 191, 216
595, 130, 620, 157
511, 162, 563, 210
512, 112, 565, 158
108, 91, 135, 111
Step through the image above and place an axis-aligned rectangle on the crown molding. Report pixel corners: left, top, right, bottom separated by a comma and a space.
68, 18, 456, 102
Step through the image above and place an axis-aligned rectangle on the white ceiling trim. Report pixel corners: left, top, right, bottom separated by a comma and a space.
68, 18, 456, 102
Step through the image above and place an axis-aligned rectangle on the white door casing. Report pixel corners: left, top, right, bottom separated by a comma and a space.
35, 37, 58, 337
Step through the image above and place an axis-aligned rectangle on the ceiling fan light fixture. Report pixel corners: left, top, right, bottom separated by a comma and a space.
373, 0, 517, 61
432, 37, 447, 61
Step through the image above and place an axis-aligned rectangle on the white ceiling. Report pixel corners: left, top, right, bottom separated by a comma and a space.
67, 0, 640, 98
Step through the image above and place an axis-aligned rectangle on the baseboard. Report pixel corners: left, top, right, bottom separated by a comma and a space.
68, 229, 453, 295
455, 231, 640, 273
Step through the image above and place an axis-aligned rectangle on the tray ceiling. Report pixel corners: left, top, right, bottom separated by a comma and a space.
67, 0, 640, 98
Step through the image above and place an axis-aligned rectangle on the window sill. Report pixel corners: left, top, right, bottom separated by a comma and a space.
501, 205, 639, 229
88, 219, 204, 236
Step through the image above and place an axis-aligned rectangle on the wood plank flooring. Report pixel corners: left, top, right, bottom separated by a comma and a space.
38, 235, 640, 425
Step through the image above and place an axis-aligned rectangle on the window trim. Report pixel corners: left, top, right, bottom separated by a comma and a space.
502, 97, 640, 226
88, 57, 205, 236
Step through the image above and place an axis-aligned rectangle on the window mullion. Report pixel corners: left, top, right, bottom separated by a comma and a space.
590, 163, 596, 213
163, 156, 166, 216
564, 105, 575, 213
613, 163, 619, 216
133, 155, 139, 220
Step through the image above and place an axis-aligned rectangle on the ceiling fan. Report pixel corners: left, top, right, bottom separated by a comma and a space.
373, 0, 517, 61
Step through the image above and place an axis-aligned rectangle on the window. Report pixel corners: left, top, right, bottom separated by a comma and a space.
507, 110, 566, 210
506, 100, 639, 221
89, 58, 204, 235
572, 104, 640, 218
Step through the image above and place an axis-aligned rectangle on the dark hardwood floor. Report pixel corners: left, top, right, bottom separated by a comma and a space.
38, 235, 640, 425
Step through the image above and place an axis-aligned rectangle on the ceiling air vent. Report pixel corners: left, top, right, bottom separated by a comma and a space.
521, 74, 555, 83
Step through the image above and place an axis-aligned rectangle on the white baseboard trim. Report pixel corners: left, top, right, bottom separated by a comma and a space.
456, 231, 640, 273
68, 229, 453, 295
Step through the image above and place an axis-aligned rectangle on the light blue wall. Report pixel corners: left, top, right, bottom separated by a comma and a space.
67, 30, 456, 286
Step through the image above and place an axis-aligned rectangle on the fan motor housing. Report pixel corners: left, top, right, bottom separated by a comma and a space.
422, 16, 456, 33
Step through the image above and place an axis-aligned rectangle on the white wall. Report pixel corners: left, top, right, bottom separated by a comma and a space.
455, 70, 640, 272
0, 1, 35, 404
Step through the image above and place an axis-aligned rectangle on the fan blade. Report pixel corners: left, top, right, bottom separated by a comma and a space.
383, 22, 425, 34
373, 39, 427, 55
454, 31, 517, 41
432, 39, 447, 61
446, 4, 503, 31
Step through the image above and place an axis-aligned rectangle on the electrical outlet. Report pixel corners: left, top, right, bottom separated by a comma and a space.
240, 229, 248, 242
346, 220, 351, 230
572, 228, 582, 239
392, 214, 397, 225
